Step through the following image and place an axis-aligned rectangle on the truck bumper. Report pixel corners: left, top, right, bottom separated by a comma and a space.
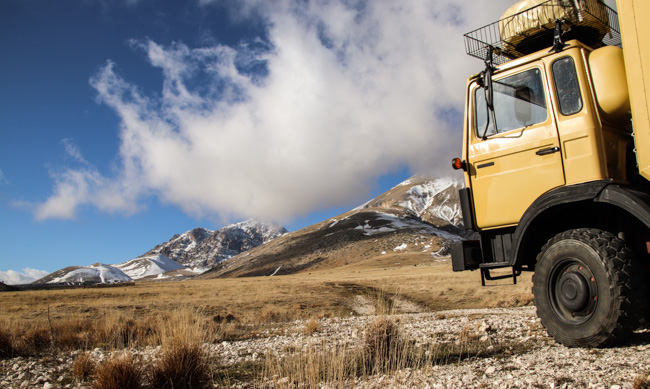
451, 240, 482, 271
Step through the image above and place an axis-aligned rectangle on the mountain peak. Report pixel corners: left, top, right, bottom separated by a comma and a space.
145, 219, 287, 270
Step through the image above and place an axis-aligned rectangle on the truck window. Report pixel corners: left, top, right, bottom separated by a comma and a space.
552, 57, 582, 116
475, 68, 547, 137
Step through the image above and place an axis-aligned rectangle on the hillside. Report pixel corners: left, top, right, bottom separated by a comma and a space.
201, 175, 465, 278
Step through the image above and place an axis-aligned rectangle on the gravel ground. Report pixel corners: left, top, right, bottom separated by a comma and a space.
2, 306, 649, 388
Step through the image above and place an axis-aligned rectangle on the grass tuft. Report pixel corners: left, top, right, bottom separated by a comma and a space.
91, 353, 144, 389
72, 352, 97, 382
150, 343, 211, 389
361, 317, 405, 372
634, 372, 650, 389
303, 317, 320, 335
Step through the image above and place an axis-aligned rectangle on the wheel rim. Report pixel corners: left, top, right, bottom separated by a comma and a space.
548, 258, 598, 324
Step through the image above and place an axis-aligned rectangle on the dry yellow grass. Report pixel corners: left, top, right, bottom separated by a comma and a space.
261, 313, 533, 388
0, 257, 532, 357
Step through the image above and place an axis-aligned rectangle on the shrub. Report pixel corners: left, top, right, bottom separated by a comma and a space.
150, 343, 211, 389
91, 353, 144, 389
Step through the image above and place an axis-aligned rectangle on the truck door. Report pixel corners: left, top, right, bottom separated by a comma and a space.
467, 65, 566, 229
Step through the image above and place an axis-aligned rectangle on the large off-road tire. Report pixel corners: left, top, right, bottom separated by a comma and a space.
532, 228, 636, 347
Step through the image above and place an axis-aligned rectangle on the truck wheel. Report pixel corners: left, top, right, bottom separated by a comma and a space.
532, 228, 635, 347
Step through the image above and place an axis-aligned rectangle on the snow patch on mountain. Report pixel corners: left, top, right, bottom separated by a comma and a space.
114, 254, 184, 280
49, 264, 132, 284
353, 211, 462, 240
399, 177, 462, 225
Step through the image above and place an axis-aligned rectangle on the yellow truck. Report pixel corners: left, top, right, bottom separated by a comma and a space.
451, 0, 649, 347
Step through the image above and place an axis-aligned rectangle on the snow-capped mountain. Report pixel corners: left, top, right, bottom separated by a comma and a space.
113, 254, 184, 280
33, 219, 287, 285
143, 218, 288, 269
34, 264, 132, 285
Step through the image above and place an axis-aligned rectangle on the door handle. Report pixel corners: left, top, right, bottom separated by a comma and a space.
536, 147, 560, 156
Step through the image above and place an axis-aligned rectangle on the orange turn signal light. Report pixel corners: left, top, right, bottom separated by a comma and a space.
452, 158, 467, 171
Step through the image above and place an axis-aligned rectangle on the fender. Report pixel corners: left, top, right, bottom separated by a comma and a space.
511, 181, 650, 267
594, 185, 650, 228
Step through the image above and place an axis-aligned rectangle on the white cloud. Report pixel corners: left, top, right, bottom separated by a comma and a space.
37, 0, 515, 223
62, 138, 90, 166
0, 268, 50, 285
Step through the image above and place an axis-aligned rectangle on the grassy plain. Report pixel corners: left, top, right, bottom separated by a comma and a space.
1, 255, 535, 386
2, 255, 532, 352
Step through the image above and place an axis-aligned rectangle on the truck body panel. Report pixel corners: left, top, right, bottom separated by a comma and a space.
618, 0, 650, 180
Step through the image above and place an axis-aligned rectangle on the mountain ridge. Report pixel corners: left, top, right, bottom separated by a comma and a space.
31, 175, 465, 285
32, 219, 288, 285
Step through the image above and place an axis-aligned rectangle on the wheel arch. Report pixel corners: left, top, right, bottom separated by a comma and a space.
512, 181, 650, 268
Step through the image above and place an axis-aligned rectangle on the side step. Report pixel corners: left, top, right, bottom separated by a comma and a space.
479, 262, 520, 286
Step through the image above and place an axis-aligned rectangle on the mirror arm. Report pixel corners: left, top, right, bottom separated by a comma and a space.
480, 46, 498, 139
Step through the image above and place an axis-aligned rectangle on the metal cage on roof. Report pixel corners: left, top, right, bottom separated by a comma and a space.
464, 0, 620, 65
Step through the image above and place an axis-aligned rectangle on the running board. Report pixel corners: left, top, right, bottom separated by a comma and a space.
479, 263, 521, 286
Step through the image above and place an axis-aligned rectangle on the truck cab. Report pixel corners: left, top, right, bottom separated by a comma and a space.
451, 0, 650, 347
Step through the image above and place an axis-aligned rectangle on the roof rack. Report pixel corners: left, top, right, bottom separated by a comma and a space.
464, 0, 620, 65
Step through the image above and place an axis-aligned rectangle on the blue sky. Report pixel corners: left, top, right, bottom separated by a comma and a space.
0, 0, 617, 283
